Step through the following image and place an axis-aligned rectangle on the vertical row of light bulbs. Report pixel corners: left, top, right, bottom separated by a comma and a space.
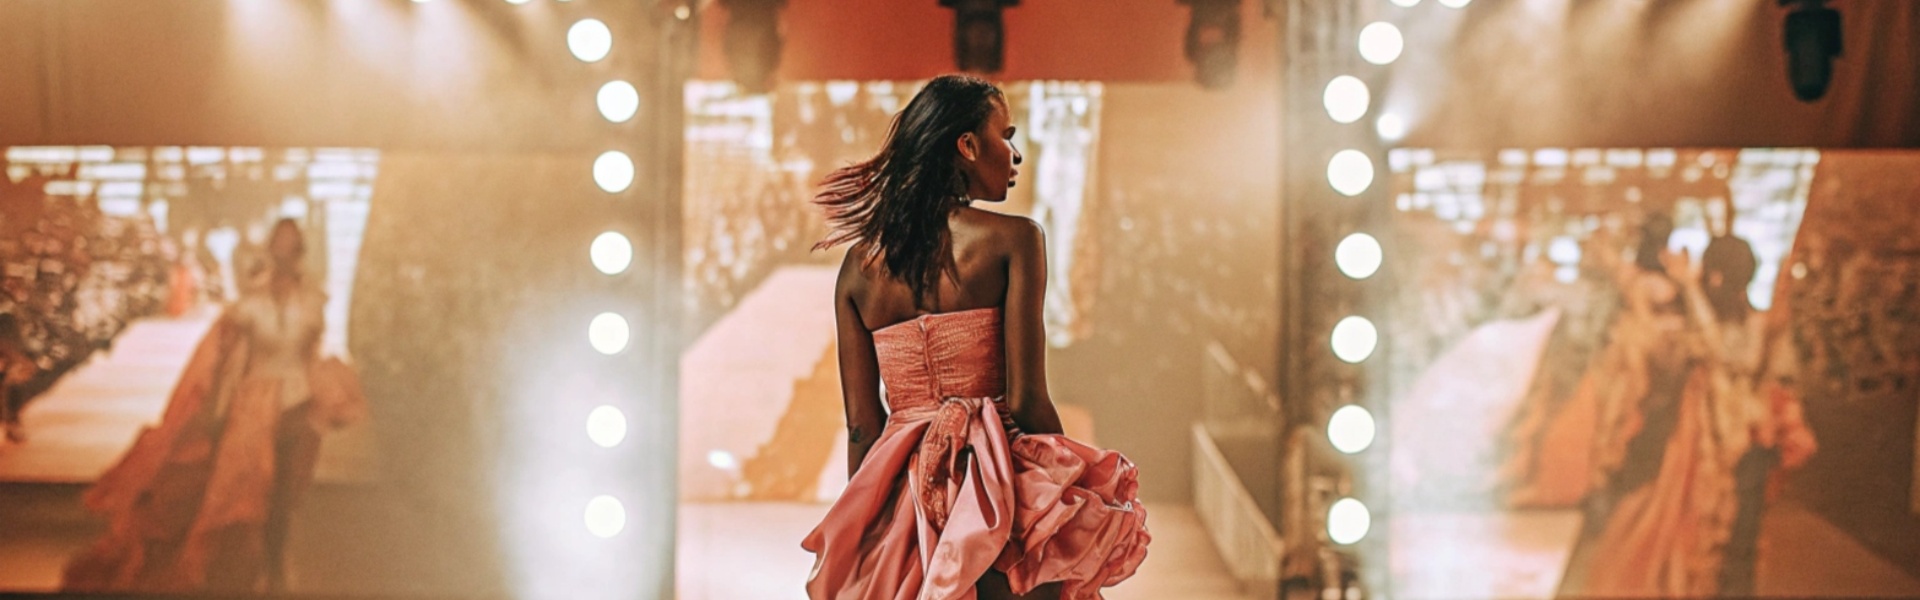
1319, 0, 1464, 551
567, 12, 640, 541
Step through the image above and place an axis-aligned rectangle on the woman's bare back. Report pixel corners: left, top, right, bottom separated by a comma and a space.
843, 206, 1029, 331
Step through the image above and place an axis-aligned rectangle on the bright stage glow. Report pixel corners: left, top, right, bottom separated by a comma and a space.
1439, 0, 1471, 7
598, 81, 640, 123
593, 151, 634, 193
568, 19, 613, 63
1391, 0, 1420, 6
587, 405, 628, 448
1328, 405, 1377, 454
1328, 150, 1375, 196
1328, 498, 1371, 544
1336, 233, 1383, 279
1376, 113, 1408, 142
1359, 22, 1404, 65
589, 313, 630, 355
1331, 316, 1378, 363
1323, 76, 1371, 124
584, 496, 626, 538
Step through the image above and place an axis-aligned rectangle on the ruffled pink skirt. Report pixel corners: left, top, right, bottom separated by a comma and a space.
802, 397, 1150, 600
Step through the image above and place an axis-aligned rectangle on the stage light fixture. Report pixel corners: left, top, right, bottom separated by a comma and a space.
598, 81, 640, 123
941, 0, 1019, 74
1328, 405, 1377, 454
589, 313, 631, 355
1323, 76, 1371, 124
1328, 498, 1371, 544
568, 19, 614, 63
1358, 22, 1403, 65
719, 0, 786, 94
591, 231, 634, 275
1327, 149, 1375, 196
1438, 0, 1469, 7
1390, 0, 1419, 6
593, 151, 634, 193
587, 405, 628, 448
1335, 233, 1383, 279
584, 495, 627, 538
1781, 0, 1842, 102
1177, 0, 1243, 89
1330, 315, 1378, 363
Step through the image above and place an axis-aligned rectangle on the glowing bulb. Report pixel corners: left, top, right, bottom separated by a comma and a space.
1327, 150, 1375, 197
707, 450, 739, 470
589, 313, 630, 355
506, 0, 531, 4
1328, 405, 1376, 454
587, 405, 627, 448
1331, 316, 1378, 363
568, 19, 613, 63
594, 151, 634, 193
1439, 0, 1470, 7
1323, 76, 1371, 124
1336, 233, 1383, 279
1391, 0, 1420, 6
675, 5, 692, 19
1358, 22, 1404, 65
1376, 113, 1408, 141
598, 81, 640, 123
1328, 498, 1371, 544
585, 495, 626, 538
591, 231, 633, 275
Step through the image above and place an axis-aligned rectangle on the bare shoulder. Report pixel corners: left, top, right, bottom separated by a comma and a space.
957, 208, 1044, 254
835, 242, 871, 297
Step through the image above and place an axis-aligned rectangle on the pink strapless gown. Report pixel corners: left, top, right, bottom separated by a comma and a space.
802, 308, 1150, 600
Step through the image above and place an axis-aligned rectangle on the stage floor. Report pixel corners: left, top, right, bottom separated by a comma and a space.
677, 502, 1251, 600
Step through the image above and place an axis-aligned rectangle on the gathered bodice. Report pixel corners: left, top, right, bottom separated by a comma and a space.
872, 307, 1006, 412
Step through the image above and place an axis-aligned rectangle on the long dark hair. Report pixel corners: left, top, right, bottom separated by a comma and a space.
812, 75, 1004, 306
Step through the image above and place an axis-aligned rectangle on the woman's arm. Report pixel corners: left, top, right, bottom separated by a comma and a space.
833, 255, 887, 478
1003, 219, 1065, 436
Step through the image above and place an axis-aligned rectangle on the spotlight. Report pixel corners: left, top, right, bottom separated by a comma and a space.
593, 151, 634, 193
719, 0, 786, 94
1780, 0, 1842, 102
1327, 498, 1371, 544
1335, 233, 1383, 280
1178, 0, 1243, 89
568, 19, 614, 63
587, 405, 628, 448
589, 313, 631, 355
1330, 315, 1378, 363
597, 81, 641, 123
1327, 405, 1376, 454
941, 0, 1019, 74
591, 231, 633, 275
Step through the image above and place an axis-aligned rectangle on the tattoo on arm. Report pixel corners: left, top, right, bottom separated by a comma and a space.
849, 426, 867, 445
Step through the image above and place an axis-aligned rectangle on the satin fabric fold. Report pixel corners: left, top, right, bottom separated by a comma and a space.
802, 396, 1148, 600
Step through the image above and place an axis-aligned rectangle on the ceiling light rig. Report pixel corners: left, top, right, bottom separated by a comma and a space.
1178, 0, 1244, 89
720, 0, 787, 94
941, 0, 1019, 74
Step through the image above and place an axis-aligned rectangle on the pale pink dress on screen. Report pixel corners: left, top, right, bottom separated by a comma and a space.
801, 307, 1150, 600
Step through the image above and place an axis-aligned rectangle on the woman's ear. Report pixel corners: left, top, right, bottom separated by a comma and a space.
956, 132, 979, 162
